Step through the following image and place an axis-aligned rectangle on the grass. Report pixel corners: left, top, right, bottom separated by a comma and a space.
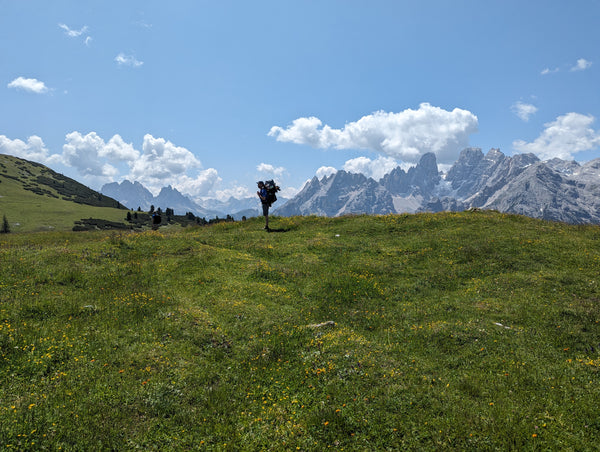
0, 182, 128, 232
0, 154, 127, 233
1, 211, 599, 450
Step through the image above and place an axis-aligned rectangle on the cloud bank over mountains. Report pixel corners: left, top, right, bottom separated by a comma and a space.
270, 103, 600, 182
0, 132, 223, 198
269, 103, 479, 164
513, 113, 600, 161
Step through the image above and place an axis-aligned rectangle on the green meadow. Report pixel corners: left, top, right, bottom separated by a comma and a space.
0, 154, 128, 233
1, 212, 599, 450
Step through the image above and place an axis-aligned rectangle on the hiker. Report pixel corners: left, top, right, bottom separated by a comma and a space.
257, 181, 270, 230
151, 211, 162, 230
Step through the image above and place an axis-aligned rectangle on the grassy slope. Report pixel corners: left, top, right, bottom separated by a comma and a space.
0, 155, 127, 232
1, 212, 599, 450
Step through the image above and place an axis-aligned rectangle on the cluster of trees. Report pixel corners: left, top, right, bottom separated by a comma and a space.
128, 206, 241, 227
0, 208, 243, 234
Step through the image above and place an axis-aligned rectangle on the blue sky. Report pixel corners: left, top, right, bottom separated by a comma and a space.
1, 0, 599, 201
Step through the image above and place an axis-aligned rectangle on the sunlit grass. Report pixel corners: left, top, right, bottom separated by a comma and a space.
1, 212, 599, 450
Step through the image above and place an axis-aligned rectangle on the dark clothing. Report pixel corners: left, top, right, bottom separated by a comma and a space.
259, 187, 269, 216
259, 187, 268, 203
257, 183, 270, 229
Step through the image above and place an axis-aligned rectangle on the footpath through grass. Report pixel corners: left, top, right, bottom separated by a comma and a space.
1, 212, 599, 450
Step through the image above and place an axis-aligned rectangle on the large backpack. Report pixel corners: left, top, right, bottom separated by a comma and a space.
264, 180, 280, 206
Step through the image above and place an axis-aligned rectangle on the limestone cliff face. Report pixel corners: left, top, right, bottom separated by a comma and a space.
281, 148, 600, 224
276, 170, 395, 217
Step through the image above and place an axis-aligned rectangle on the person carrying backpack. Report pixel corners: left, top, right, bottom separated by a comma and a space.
257, 181, 271, 230
257, 180, 280, 230
151, 211, 162, 230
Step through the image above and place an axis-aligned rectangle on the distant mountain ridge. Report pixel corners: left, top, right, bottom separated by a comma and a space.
6, 149, 600, 226
100, 180, 268, 219
277, 148, 600, 224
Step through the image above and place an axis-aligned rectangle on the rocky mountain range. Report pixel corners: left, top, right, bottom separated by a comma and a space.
101, 148, 600, 224
276, 148, 600, 224
100, 180, 269, 219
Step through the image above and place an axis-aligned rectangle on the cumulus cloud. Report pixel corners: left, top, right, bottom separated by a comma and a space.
513, 112, 600, 160
213, 184, 253, 202
571, 58, 592, 72
62, 131, 128, 179
60, 133, 220, 196
343, 156, 399, 180
316, 166, 337, 180
58, 23, 88, 37
7, 77, 49, 94
1, 131, 221, 197
101, 134, 139, 161
127, 134, 213, 195
115, 53, 143, 67
172, 170, 222, 199
511, 101, 538, 122
257, 163, 286, 177
0, 135, 60, 165
268, 103, 478, 164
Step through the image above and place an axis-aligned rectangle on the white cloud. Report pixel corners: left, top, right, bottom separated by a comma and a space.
128, 134, 209, 194
213, 184, 253, 202
280, 185, 301, 199
541, 67, 559, 75
0, 135, 60, 165
571, 58, 592, 72
7, 77, 49, 94
268, 103, 478, 164
173, 170, 222, 198
1, 131, 222, 197
511, 101, 538, 122
60, 133, 220, 197
115, 53, 143, 67
513, 112, 600, 160
542, 58, 592, 75
59, 23, 88, 38
135, 20, 153, 29
62, 131, 125, 179
85, 36, 93, 47
59, 132, 221, 196
101, 134, 140, 161
257, 163, 286, 176
316, 166, 337, 179
342, 156, 399, 180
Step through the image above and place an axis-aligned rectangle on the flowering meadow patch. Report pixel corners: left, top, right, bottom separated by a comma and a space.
0, 212, 599, 449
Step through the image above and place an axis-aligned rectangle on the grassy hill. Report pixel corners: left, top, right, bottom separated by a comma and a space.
0, 154, 128, 232
1, 212, 599, 450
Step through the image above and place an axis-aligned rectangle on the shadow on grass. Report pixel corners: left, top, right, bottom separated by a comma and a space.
267, 228, 290, 233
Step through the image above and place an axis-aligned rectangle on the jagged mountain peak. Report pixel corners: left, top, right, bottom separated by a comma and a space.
281, 148, 600, 224
277, 169, 394, 217
380, 152, 440, 198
